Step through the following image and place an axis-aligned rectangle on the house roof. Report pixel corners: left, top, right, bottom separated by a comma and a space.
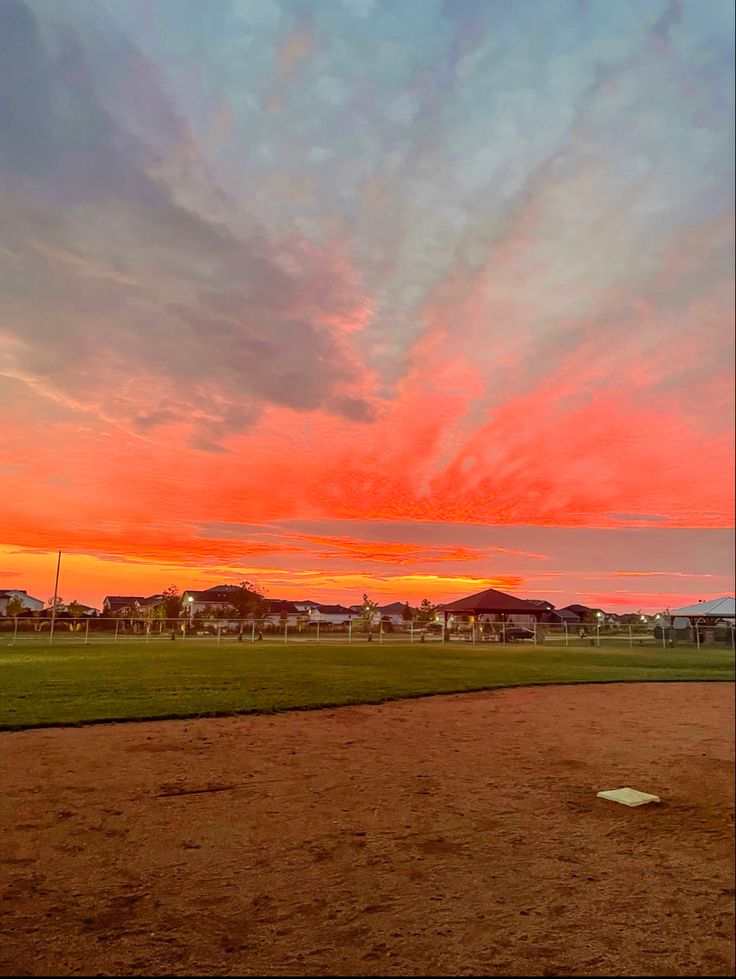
555, 609, 582, 621
668, 597, 735, 619
103, 596, 144, 607
263, 600, 299, 614
184, 589, 243, 604
139, 594, 166, 608
378, 601, 409, 615
442, 587, 542, 614
314, 603, 354, 615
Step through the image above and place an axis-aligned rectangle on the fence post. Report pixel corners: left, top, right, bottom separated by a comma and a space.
284, 621, 288, 644
695, 622, 700, 650
379, 620, 383, 643
731, 624, 735, 653
252, 620, 256, 643
502, 620, 506, 644
217, 623, 221, 644
533, 620, 537, 645
13, 617, 18, 646
662, 624, 666, 650
564, 622, 568, 647
316, 619, 320, 643
410, 623, 414, 643
114, 619, 119, 644
628, 624, 632, 648
441, 620, 446, 644
85, 619, 90, 645
348, 620, 352, 643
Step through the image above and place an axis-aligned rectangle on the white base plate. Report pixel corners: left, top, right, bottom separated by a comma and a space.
596, 787, 661, 807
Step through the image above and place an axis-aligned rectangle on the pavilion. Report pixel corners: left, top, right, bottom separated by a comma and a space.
441, 587, 545, 632
668, 597, 735, 639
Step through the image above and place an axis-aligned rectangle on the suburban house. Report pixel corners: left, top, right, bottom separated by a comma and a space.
54, 602, 99, 617
377, 601, 412, 628
0, 589, 44, 614
307, 604, 358, 627
261, 600, 301, 628
527, 599, 555, 613
557, 604, 601, 624
181, 587, 246, 616
545, 607, 582, 625
102, 596, 145, 616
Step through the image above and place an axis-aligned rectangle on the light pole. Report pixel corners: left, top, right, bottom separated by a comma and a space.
596, 611, 603, 646
187, 596, 194, 635
49, 550, 62, 646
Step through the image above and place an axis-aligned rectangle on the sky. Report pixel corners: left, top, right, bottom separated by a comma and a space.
0, 0, 734, 613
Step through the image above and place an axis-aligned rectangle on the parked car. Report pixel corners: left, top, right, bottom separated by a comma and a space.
505, 627, 534, 642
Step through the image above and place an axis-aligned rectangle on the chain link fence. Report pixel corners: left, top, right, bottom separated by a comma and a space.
1, 615, 733, 649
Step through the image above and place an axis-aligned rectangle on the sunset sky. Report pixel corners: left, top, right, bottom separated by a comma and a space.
0, 0, 734, 612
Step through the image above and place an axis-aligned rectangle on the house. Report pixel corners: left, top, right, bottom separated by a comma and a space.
138, 594, 167, 612
293, 600, 319, 612
180, 585, 262, 618
308, 604, 358, 627
526, 599, 576, 625
0, 589, 44, 614
261, 600, 301, 628
182, 589, 238, 614
544, 607, 582, 625
557, 604, 601, 624
58, 602, 99, 617
377, 601, 412, 628
102, 596, 145, 616
527, 599, 555, 613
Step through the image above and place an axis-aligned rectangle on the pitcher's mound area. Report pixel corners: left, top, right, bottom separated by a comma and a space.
1, 682, 733, 977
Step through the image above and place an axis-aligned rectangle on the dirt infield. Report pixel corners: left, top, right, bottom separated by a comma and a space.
1, 683, 733, 977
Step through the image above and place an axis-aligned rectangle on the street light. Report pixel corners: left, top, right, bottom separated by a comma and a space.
187, 596, 194, 625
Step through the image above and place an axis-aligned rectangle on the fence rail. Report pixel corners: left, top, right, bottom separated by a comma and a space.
0, 616, 733, 649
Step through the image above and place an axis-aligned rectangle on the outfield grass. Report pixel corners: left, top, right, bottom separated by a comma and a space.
0, 639, 733, 730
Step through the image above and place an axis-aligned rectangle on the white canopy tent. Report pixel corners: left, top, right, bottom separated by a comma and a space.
667, 597, 735, 649
668, 597, 735, 621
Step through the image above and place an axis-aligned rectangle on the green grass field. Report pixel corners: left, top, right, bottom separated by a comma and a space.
1, 639, 733, 730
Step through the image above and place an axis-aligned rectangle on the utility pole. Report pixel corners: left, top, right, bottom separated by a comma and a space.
49, 550, 61, 646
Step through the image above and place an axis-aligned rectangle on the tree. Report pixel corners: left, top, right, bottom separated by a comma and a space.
360, 594, 378, 632
67, 600, 85, 632
228, 580, 267, 629
162, 585, 182, 620
6, 595, 28, 617
415, 599, 437, 624
401, 603, 414, 623
47, 595, 64, 610
230, 578, 266, 633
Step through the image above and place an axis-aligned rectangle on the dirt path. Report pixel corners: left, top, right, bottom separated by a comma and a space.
1, 682, 733, 976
